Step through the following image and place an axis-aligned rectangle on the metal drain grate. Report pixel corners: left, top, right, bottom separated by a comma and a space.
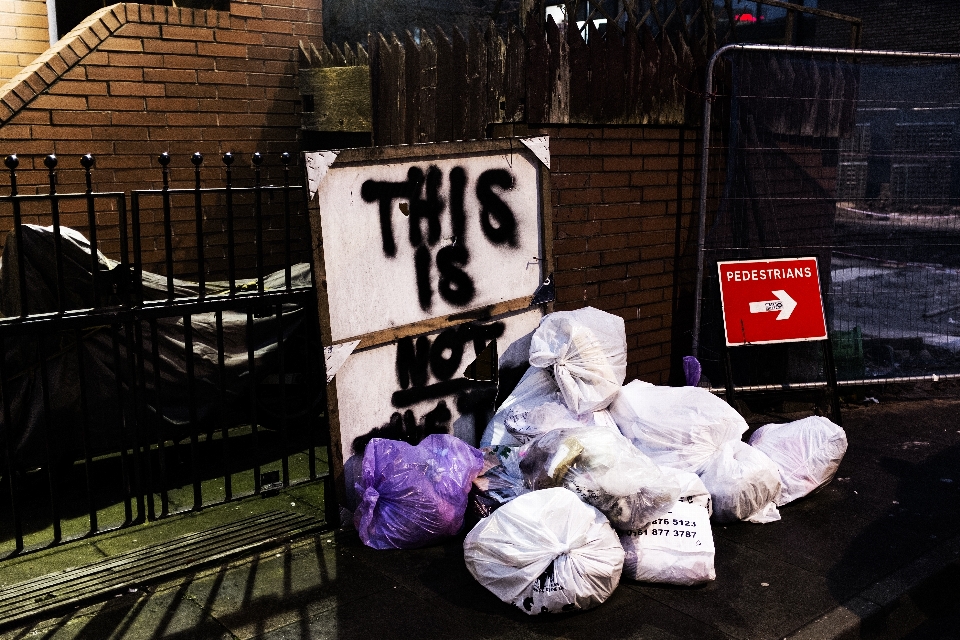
0, 510, 325, 629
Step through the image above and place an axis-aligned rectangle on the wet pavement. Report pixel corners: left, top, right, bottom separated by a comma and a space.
2, 383, 959, 639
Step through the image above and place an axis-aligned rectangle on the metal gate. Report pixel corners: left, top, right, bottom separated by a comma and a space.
0, 152, 334, 559
694, 44, 960, 393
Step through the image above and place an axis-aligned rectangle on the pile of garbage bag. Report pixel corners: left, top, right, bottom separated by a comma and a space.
350, 306, 848, 614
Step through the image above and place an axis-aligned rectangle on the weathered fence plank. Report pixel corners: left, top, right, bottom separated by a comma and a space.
300, 2, 716, 142
641, 25, 659, 124
504, 26, 526, 122
566, 18, 589, 121
546, 15, 569, 124
468, 25, 487, 139
435, 27, 455, 143
485, 23, 506, 129
452, 27, 470, 140
587, 21, 605, 123
604, 22, 625, 123
404, 31, 421, 145
625, 18, 642, 123
525, 13, 549, 124
419, 32, 438, 143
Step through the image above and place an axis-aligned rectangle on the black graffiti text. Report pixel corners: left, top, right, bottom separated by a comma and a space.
351, 321, 503, 447
361, 165, 517, 311
393, 322, 506, 401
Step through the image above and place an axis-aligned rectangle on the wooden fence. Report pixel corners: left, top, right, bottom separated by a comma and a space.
299, 3, 716, 145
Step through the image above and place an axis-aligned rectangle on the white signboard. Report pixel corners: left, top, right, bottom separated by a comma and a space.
305, 139, 552, 499
312, 145, 545, 342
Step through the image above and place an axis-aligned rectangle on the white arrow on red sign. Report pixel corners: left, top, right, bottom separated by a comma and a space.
749, 290, 797, 320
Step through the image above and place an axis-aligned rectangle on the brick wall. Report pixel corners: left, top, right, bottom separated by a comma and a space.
0, 0, 50, 84
0, 1, 322, 277
522, 125, 702, 385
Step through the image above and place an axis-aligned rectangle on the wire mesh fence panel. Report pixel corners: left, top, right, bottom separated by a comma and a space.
696, 46, 960, 391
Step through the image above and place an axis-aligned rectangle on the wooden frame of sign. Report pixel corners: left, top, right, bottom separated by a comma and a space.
304, 138, 553, 505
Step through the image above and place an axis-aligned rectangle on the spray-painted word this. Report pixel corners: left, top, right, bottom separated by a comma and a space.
361, 166, 519, 311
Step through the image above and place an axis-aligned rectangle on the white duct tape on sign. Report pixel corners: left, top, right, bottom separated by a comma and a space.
519, 136, 550, 169
324, 340, 360, 383
305, 150, 339, 201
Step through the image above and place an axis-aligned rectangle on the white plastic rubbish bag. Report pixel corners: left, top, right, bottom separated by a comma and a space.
610, 381, 749, 473
698, 440, 782, 523
662, 466, 713, 516
463, 487, 624, 615
504, 400, 621, 444
481, 367, 618, 446
620, 500, 716, 585
519, 426, 681, 531
481, 366, 560, 447
748, 416, 848, 506
528, 307, 627, 415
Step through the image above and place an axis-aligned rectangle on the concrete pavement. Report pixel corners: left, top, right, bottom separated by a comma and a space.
2, 383, 959, 639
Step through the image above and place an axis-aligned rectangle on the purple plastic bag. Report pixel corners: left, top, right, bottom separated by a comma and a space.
683, 356, 702, 387
354, 434, 484, 550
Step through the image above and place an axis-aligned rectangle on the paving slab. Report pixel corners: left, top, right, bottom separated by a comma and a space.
511, 586, 735, 640
179, 537, 394, 640
1, 582, 236, 640
629, 535, 837, 640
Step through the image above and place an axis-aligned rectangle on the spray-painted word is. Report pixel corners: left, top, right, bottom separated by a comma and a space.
361, 166, 518, 311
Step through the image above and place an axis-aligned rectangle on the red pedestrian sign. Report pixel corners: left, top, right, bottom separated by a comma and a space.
717, 257, 827, 346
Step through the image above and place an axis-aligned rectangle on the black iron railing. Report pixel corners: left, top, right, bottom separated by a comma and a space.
0, 153, 333, 558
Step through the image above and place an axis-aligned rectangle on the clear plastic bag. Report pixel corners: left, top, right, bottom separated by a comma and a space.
528, 307, 627, 415
620, 500, 716, 585
610, 381, 749, 473
469, 445, 529, 519
519, 426, 681, 531
481, 366, 619, 446
481, 366, 561, 447
463, 487, 624, 615
698, 440, 782, 523
748, 416, 848, 505
354, 434, 484, 549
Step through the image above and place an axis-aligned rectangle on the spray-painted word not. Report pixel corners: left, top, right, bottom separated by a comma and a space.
361, 166, 518, 311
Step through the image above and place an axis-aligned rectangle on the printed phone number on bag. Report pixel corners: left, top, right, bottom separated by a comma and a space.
631, 528, 698, 538
650, 517, 698, 527
626, 527, 698, 538
624, 516, 701, 538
